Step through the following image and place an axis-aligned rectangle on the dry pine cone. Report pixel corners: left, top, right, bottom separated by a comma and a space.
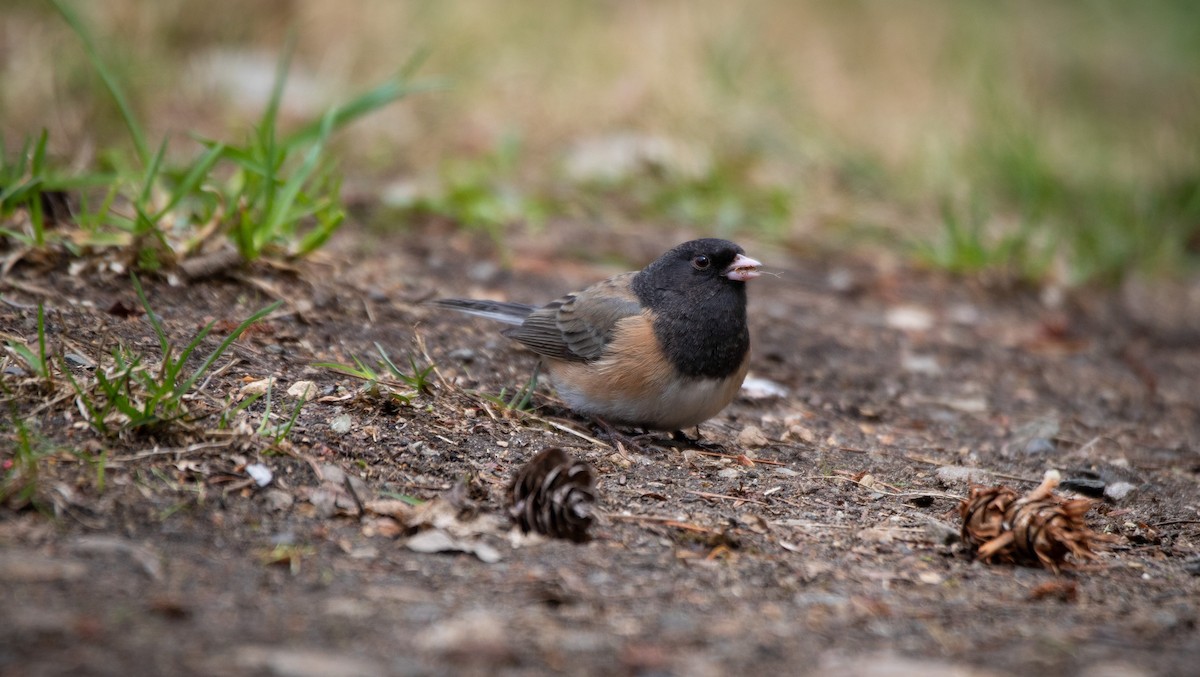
509, 448, 596, 542
959, 470, 1112, 572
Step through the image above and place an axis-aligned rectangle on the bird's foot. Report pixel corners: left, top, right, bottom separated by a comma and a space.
590, 418, 660, 453
667, 428, 727, 452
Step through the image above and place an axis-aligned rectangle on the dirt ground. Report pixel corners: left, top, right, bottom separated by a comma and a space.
2, 224, 1198, 677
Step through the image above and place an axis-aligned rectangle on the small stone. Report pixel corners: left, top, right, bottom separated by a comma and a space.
784, 424, 816, 444
245, 463, 273, 487
241, 377, 276, 396
263, 489, 294, 512
64, 353, 95, 369
901, 353, 941, 375
922, 519, 961, 545
329, 414, 353, 434
740, 376, 788, 400
448, 348, 476, 362
736, 425, 769, 448
827, 267, 859, 294
1104, 481, 1137, 501
287, 380, 318, 401
936, 466, 989, 485
409, 440, 439, 457
886, 305, 934, 332
717, 467, 741, 479
918, 571, 944, 585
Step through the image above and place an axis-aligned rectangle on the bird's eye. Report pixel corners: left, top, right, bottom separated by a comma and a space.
691, 254, 711, 270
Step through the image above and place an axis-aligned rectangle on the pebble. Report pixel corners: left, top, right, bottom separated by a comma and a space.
263, 488, 295, 512
901, 353, 941, 375
736, 425, 769, 448
287, 380, 318, 401
329, 414, 353, 434
740, 376, 788, 400
1104, 481, 1137, 501
241, 377, 276, 396
64, 353, 95, 368
245, 463, 273, 487
447, 348, 476, 362
885, 305, 934, 332
1022, 437, 1057, 455
935, 466, 990, 485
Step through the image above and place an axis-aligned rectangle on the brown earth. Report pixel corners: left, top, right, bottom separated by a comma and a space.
2, 225, 1198, 677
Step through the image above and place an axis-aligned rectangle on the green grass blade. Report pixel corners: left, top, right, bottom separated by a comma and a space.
50, 0, 150, 166
130, 274, 170, 355
285, 77, 438, 148
175, 301, 282, 398
153, 142, 226, 221
138, 136, 170, 206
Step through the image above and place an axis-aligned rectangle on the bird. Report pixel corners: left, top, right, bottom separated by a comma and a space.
431, 238, 761, 436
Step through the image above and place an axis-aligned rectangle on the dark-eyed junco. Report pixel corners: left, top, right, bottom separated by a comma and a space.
432, 238, 761, 433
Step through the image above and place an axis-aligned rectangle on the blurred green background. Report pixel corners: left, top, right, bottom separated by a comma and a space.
3, 0, 1198, 283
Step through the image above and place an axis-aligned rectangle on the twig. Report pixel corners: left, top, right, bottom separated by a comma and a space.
812, 474, 964, 501
685, 490, 767, 506
656, 520, 723, 535
694, 450, 786, 466
196, 356, 241, 395
769, 520, 857, 530
179, 247, 243, 280
109, 440, 234, 463
522, 412, 608, 448
902, 453, 1040, 484
414, 331, 452, 390
343, 473, 366, 519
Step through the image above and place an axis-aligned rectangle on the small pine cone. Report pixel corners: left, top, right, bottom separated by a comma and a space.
959, 485, 1019, 548
959, 470, 1112, 572
509, 448, 597, 542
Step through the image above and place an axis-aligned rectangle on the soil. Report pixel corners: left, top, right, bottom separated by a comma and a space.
2, 225, 1198, 677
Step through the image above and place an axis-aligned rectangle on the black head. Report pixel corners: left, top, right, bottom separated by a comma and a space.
634, 239, 760, 300
631, 239, 760, 378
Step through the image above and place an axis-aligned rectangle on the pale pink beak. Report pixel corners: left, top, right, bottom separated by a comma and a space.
723, 253, 762, 281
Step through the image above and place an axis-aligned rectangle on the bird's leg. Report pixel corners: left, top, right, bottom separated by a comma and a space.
590, 417, 657, 453
668, 427, 727, 451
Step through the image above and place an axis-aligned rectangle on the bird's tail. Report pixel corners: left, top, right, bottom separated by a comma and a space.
428, 298, 536, 326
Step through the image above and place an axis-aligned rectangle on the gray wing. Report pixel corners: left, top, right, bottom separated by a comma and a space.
502, 273, 641, 362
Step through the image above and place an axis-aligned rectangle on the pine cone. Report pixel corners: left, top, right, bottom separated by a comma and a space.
509, 448, 597, 542
959, 470, 1113, 572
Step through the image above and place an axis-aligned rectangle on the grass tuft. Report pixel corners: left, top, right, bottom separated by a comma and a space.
65, 275, 281, 436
